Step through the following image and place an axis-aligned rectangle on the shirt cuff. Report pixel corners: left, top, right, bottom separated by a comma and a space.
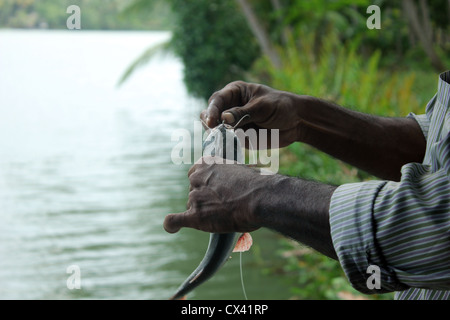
329, 181, 409, 294
407, 113, 429, 141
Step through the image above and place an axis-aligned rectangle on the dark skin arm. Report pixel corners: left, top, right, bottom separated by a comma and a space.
164, 81, 426, 260
164, 158, 338, 259
203, 81, 426, 181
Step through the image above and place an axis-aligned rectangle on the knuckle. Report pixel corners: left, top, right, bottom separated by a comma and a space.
208, 91, 220, 104
200, 109, 208, 120
229, 80, 247, 88
188, 172, 200, 187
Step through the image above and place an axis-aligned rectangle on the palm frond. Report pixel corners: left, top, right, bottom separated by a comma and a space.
117, 40, 172, 86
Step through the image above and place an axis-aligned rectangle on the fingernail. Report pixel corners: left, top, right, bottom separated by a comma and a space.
222, 112, 235, 124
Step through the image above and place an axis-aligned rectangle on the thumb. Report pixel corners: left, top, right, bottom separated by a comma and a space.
163, 210, 196, 234
221, 105, 252, 127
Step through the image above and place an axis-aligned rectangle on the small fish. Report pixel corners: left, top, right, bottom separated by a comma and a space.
169, 124, 252, 300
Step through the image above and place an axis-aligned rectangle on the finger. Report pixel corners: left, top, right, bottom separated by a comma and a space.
188, 164, 197, 178
200, 110, 210, 129
206, 81, 247, 127
186, 186, 201, 210
222, 106, 252, 127
164, 210, 198, 234
188, 171, 202, 192
163, 213, 182, 233
188, 156, 217, 177
228, 94, 272, 125
186, 193, 192, 209
187, 158, 203, 177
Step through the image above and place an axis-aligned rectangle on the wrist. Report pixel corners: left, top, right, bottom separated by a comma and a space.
250, 173, 293, 228
250, 173, 338, 259
285, 93, 313, 144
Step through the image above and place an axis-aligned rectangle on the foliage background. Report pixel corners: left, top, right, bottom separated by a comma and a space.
0, 0, 173, 30
2, 0, 448, 300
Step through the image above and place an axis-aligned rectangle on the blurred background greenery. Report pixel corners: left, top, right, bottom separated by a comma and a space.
0, 0, 173, 29
1, 0, 448, 300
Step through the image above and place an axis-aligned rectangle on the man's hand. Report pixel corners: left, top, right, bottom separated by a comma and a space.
201, 81, 426, 181
202, 81, 303, 148
163, 157, 264, 234
163, 156, 338, 260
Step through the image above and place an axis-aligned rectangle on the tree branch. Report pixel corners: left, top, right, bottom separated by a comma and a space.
402, 0, 445, 72
236, 0, 282, 69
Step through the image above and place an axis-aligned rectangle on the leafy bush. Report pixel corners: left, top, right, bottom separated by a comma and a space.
170, 0, 260, 99
278, 240, 393, 300
255, 30, 429, 184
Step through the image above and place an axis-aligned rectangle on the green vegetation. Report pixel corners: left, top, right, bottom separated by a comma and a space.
169, 0, 260, 100
118, 0, 260, 100
0, 0, 173, 30
272, 239, 393, 300
261, 29, 426, 185
242, 0, 447, 300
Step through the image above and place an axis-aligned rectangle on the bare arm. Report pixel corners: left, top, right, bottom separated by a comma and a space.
294, 96, 426, 181
164, 159, 338, 260
254, 174, 338, 260
204, 81, 426, 181
164, 81, 427, 259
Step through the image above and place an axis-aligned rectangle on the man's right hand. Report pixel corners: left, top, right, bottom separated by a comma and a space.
201, 81, 304, 148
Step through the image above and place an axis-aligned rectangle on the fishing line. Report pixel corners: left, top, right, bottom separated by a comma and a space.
232, 114, 251, 301
231, 113, 250, 129
240, 251, 249, 300
225, 113, 251, 301
200, 117, 210, 129
203, 113, 252, 300
227, 114, 257, 166
198, 112, 249, 130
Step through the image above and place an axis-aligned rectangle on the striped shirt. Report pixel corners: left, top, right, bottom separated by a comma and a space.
329, 71, 450, 300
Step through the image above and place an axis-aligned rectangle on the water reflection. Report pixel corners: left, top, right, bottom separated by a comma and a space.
0, 30, 291, 300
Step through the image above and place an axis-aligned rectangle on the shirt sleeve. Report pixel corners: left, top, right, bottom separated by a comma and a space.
329, 159, 450, 294
407, 113, 430, 140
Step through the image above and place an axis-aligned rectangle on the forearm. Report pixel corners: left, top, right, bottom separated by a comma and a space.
293, 95, 426, 181
253, 174, 338, 260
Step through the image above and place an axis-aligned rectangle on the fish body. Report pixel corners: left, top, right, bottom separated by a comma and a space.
169, 124, 244, 300
169, 232, 239, 300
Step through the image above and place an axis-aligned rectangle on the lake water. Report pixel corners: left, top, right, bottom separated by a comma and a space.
0, 30, 292, 300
